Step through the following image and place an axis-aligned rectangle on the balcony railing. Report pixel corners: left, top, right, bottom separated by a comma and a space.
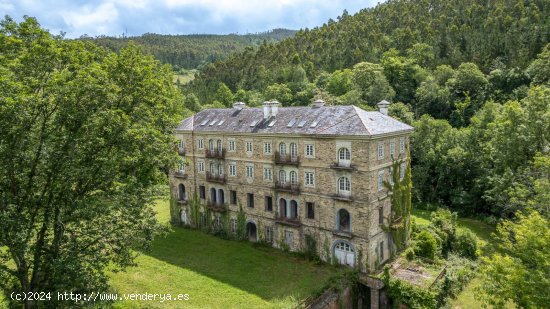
274, 180, 300, 194
332, 191, 353, 202
177, 197, 188, 205
206, 171, 227, 184
206, 200, 228, 212
274, 151, 300, 165
178, 147, 186, 156
205, 148, 226, 159
275, 215, 301, 227
174, 170, 187, 179
330, 161, 355, 171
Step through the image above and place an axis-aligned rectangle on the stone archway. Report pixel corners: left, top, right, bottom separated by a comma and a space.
246, 222, 257, 241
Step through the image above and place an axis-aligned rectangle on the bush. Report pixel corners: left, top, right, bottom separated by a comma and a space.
405, 247, 416, 261
454, 229, 479, 259
414, 230, 438, 260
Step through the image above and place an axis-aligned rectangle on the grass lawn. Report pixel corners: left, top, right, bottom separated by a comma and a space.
109, 199, 344, 308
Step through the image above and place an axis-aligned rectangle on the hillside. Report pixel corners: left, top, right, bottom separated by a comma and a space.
188, 0, 549, 103
84, 28, 296, 70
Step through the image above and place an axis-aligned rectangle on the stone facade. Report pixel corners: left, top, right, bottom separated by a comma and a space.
170, 101, 412, 272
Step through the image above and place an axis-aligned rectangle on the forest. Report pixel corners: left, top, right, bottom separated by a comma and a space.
83, 28, 296, 71
182, 0, 549, 221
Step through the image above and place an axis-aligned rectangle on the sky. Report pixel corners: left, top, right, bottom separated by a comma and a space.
0, 0, 379, 38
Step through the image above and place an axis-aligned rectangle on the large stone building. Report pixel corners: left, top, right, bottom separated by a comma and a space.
170, 99, 413, 272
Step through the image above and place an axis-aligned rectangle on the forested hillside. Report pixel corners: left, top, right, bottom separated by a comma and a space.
84, 28, 296, 70
184, 0, 549, 219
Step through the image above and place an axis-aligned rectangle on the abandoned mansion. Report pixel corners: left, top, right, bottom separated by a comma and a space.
170, 99, 413, 271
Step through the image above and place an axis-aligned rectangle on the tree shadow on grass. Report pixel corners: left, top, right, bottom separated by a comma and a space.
138, 226, 341, 304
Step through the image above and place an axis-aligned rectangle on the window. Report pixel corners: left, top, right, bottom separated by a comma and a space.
178, 139, 184, 149
338, 177, 350, 192
306, 202, 315, 219
263, 167, 272, 180
390, 142, 395, 157
337, 209, 351, 232
264, 142, 272, 154
279, 170, 286, 183
198, 160, 204, 173
217, 140, 222, 151
246, 141, 253, 153
229, 163, 236, 176
246, 165, 254, 178
379, 207, 384, 225
199, 186, 206, 199
229, 140, 236, 152
377, 143, 384, 160
247, 193, 254, 208
265, 196, 273, 212
230, 219, 237, 234
279, 142, 286, 155
305, 172, 314, 186
339, 147, 351, 160
305, 144, 315, 157
230, 190, 237, 205
209, 139, 215, 151
290, 143, 298, 158
217, 163, 223, 175
400, 163, 406, 180
198, 138, 204, 149
210, 162, 215, 174
400, 137, 405, 153
178, 161, 185, 172
378, 170, 385, 191
265, 226, 273, 243
380, 241, 385, 260
290, 171, 297, 184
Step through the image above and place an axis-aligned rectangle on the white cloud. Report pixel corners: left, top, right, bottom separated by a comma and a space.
60, 2, 119, 36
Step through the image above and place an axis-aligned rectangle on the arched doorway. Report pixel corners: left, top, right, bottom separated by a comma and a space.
279, 198, 287, 217
246, 222, 257, 241
218, 189, 225, 204
210, 188, 217, 203
337, 209, 351, 232
289, 200, 298, 219
333, 240, 355, 267
178, 184, 186, 201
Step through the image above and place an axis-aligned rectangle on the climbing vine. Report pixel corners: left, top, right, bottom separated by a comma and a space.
383, 149, 412, 256
382, 267, 437, 309
236, 205, 247, 241
169, 194, 180, 225
188, 192, 202, 228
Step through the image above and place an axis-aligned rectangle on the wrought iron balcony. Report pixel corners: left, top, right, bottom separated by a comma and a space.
330, 161, 356, 171
206, 171, 226, 184
174, 170, 187, 179
274, 215, 301, 227
331, 191, 353, 202
274, 180, 300, 194
206, 200, 228, 213
178, 147, 186, 156
205, 148, 226, 159
274, 151, 300, 165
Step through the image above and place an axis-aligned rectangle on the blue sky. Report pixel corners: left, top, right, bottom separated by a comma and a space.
0, 0, 379, 38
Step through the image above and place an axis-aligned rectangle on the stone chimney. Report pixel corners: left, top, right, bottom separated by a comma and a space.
263, 100, 280, 119
270, 100, 280, 117
312, 99, 325, 108
233, 102, 246, 110
377, 100, 390, 116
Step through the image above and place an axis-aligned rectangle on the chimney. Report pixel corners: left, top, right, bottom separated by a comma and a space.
233, 102, 246, 110
312, 99, 325, 108
377, 100, 390, 116
262, 101, 271, 119
270, 100, 280, 117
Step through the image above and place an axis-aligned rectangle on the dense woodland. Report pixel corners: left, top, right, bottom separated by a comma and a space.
181, 0, 549, 221
84, 29, 296, 71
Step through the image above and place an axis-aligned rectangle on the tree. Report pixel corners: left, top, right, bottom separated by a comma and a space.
264, 83, 293, 105
477, 211, 550, 308
0, 17, 183, 308
214, 82, 234, 107
351, 62, 395, 105
526, 43, 550, 85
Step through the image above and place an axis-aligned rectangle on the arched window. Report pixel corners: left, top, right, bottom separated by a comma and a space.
339, 148, 350, 161
279, 142, 286, 155
290, 171, 297, 184
178, 184, 186, 201
279, 198, 287, 217
218, 163, 223, 175
279, 170, 286, 183
210, 188, 217, 203
209, 139, 214, 151
338, 177, 351, 192
290, 200, 298, 219
217, 140, 222, 151
337, 209, 351, 232
210, 162, 215, 174
290, 143, 298, 158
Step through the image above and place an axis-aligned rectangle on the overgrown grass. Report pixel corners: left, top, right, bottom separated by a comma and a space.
109, 198, 343, 308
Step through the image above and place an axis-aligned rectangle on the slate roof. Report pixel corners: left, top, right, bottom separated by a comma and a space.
176, 105, 413, 137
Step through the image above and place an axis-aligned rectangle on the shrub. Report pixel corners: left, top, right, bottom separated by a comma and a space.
404, 247, 416, 261
454, 229, 479, 259
414, 230, 438, 260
